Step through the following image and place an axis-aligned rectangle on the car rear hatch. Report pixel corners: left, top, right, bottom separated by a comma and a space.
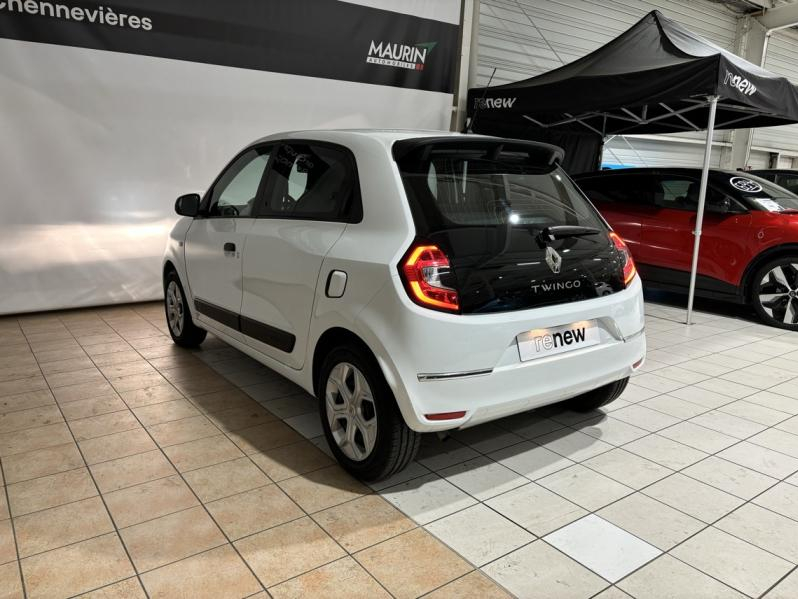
393, 137, 631, 314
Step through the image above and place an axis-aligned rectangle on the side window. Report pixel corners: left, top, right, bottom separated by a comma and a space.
208, 148, 271, 217
654, 176, 728, 211
259, 143, 358, 221
778, 175, 798, 194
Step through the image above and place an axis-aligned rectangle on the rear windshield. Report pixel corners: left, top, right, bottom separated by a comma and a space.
725, 173, 798, 212
396, 148, 606, 234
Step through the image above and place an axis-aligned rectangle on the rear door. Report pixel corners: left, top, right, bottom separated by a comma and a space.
185, 146, 273, 338
641, 174, 751, 287
395, 142, 629, 314
240, 141, 360, 368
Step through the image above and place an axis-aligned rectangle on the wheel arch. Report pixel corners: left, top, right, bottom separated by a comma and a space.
741, 244, 798, 301
163, 260, 177, 283
312, 327, 378, 396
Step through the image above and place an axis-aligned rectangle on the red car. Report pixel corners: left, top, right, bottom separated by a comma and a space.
575, 168, 798, 330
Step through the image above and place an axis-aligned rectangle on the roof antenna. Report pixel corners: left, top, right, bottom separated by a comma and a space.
464, 67, 496, 134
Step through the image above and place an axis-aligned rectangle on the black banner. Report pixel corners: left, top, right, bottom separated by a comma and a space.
0, 0, 460, 93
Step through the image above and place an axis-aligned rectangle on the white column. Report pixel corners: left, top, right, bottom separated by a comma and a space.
686, 96, 719, 325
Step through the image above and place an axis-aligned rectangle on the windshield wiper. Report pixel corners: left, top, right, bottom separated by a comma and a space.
538, 225, 601, 243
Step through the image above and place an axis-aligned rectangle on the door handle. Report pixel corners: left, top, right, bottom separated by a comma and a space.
223, 242, 236, 253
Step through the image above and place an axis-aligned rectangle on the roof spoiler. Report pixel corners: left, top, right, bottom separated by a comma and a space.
392, 137, 565, 166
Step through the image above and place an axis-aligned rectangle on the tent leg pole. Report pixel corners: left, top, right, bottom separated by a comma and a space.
686, 95, 719, 325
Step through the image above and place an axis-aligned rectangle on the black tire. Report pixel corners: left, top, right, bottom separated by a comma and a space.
750, 257, 798, 331
565, 377, 629, 412
317, 344, 420, 482
164, 269, 207, 348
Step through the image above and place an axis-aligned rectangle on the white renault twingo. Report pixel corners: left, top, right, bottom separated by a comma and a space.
163, 130, 645, 481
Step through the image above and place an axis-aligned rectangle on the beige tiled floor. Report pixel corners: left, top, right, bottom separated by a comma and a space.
1, 300, 798, 598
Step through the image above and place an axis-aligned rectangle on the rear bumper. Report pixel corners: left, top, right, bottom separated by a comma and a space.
357, 275, 646, 432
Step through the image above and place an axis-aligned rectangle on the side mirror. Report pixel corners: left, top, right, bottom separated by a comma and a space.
175, 193, 201, 217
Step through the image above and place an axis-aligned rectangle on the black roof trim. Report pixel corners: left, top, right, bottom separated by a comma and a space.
392, 136, 565, 166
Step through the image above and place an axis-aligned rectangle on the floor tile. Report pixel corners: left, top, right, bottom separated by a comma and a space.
79, 428, 157, 465
278, 465, 369, 513
249, 439, 334, 482
78, 577, 146, 597
689, 410, 767, 439
426, 504, 534, 566
0, 562, 24, 598
270, 556, 389, 598
438, 456, 528, 500
485, 482, 586, 537
683, 456, 778, 500
379, 473, 477, 525
583, 448, 672, 489
1, 443, 83, 484
452, 423, 524, 453
14, 496, 114, 559
68, 411, 140, 441
753, 482, 798, 521
717, 503, 798, 562
147, 415, 220, 447
749, 428, 798, 459
489, 441, 575, 480
425, 570, 513, 599
119, 384, 183, 409
313, 494, 415, 553
59, 394, 127, 421
576, 416, 648, 446
205, 484, 303, 540
235, 517, 346, 587
141, 545, 262, 599
89, 449, 176, 493
641, 394, 709, 419
0, 423, 73, 458
597, 493, 704, 550
618, 554, 745, 599
227, 420, 304, 454
183, 456, 270, 502
7, 468, 97, 517
20, 533, 134, 599
417, 437, 480, 472
537, 465, 633, 511
0, 406, 63, 435
623, 434, 708, 470
104, 475, 198, 528
131, 399, 200, 426
718, 442, 798, 479
162, 434, 245, 472
0, 390, 55, 417
354, 528, 471, 599
483, 540, 607, 599
120, 506, 226, 572
671, 527, 793, 598
0, 520, 16, 565
610, 405, 682, 432
535, 429, 615, 461
544, 514, 660, 583
643, 473, 743, 523
764, 568, 798, 599
657, 421, 738, 453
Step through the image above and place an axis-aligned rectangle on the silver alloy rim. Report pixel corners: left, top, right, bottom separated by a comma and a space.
166, 281, 185, 336
758, 264, 798, 325
325, 362, 377, 461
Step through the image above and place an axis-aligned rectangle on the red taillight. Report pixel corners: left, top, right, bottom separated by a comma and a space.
401, 244, 460, 312
425, 411, 467, 421
609, 231, 637, 286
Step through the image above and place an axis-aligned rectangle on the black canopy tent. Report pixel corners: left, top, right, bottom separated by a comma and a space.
466, 10, 798, 324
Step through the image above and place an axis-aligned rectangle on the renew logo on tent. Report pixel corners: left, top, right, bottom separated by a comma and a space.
724, 69, 757, 96
473, 97, 517, 109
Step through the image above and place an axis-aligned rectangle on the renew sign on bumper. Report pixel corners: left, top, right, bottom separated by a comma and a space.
516, 320, 601, 362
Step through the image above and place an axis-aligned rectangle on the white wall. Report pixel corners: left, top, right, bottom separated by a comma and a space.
0, 1, 460, 315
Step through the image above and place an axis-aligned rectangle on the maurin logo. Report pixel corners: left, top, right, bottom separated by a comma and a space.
367, 40, 437, 71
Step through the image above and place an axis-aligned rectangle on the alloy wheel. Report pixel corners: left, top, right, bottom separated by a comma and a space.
325, 362, 378, 461
758, 264, 798, 325
166, 281, 185, 336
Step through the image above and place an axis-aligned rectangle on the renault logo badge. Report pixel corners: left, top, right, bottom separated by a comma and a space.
545, 246, 562, 274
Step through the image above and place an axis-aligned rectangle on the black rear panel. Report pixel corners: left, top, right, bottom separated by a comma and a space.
395, 138, 625, 314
